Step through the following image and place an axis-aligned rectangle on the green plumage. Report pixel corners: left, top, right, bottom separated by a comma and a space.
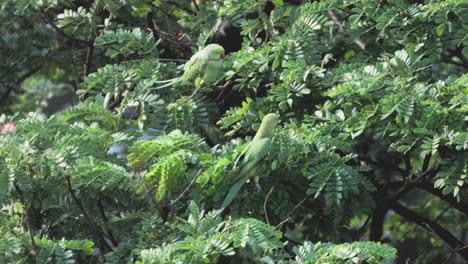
156, 44, 225, 89
221, 113, 280, 209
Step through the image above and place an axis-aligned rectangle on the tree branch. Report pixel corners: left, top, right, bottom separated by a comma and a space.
40, 9, 89, 47
264, 187, 274, 225
0, 85, 13, 105
83, 34, 95, 77
192, 0, 200, 12
145, 10, 159, 40
327, 10, 366, 50
404, 154, 411, 175
0, 65, 43, 105
389, 199, 468, 261
13, 183, 38, 256
66, 176, 113, 251
369, 203, 388, 241
169, 168, 205, 206
96, 197, 117, 245
414, 182, 468, 217
422, 154, 431, 172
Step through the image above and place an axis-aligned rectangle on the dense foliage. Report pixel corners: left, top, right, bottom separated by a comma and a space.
0, 0, 467, 263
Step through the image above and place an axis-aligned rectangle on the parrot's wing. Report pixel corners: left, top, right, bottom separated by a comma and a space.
221, 138, 272, 209
202, 59, 223, 84
221, 176, 249, 209
233, 143, 251, 169
230, 138, 272, 185
182, 52, 208, 82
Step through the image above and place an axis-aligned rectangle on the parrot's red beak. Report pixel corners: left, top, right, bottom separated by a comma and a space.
221, 52, 226, 58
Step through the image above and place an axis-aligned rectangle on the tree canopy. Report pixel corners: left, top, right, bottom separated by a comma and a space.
0, 0, 467, 263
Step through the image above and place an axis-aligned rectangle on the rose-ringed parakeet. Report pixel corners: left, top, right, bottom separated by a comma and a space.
221, 113, 280, 209
155, 44, 225, 92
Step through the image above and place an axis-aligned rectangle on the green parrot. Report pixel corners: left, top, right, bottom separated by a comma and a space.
155, 44, 225, 90
221, 113, 280, 209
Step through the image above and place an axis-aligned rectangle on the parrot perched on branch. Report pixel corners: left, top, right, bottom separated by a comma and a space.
221, 113, 280, 209
155, 44, 225, 91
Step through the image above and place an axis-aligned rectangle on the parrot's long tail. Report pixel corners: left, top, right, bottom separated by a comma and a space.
149, 78, 182, 90
221, 178, 248, 209
154, 77, 178, 84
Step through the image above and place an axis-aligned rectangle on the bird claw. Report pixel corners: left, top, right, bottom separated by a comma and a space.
255, 184, 262, 192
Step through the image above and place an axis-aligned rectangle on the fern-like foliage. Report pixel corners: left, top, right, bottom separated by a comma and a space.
128, 130, 206, 201
137, 201, 283, 263
292, 241, 396, 264
2, 0, 467, 262
95, 28, 159, 59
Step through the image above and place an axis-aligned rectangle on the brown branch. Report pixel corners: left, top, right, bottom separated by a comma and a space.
71, 80, 79, 92
66, 176, 113, 251
358, 155, 406, 175
0, 65, 42, 104
389, 199, 468, 261
263, 187, 274, 225
327, 10, 366, 50
83, 35, 95, 77
422, 154, 431, 172
352, 215, 371, 240
0, 85, 13, 105
369, 204, 388, 241
275, 217, 292, 230
414, 182, 468, 217
192, 0, 200, 12
169, 168, 205, 206
13, 183, 38, 256
18, 65, 43, 83
386, 171, 468, 217
40, 9, 89, 47
96, 197, 117, 245
145, 10, 159, 39
404, 154, 411, 176
275, 199, 306, 230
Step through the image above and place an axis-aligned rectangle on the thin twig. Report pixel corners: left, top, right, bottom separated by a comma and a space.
390, 199, 468, 260
71, 80, 79, 92
145, 10, 159, 39
422, 154, 432, 172
0, 65, 43, 104
404, 154, 411, 176
327, 10, 366, 50
454, 245, 468, 252
97, 197, 118, 245
192, 0, 200, 12
287, 198, 306, 216
275, 217, 291, 230
169, 168, 205, 206
275, 199, 306, 230
13, 183, 38, 256
66, 176, 113, 251
83, 34, 95, 77
263, 187, 274, 225
40, 9, 89, 47
353, 215, 371, 240
121, 58, 189, 63
434, 205, 450, 222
